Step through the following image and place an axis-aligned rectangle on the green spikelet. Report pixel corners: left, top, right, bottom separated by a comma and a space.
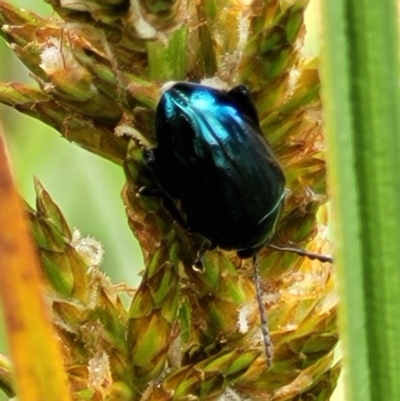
0, 0, 339, 400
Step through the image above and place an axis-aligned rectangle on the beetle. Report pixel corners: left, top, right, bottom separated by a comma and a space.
143, 82, 286, 257
140, 82, 332, 365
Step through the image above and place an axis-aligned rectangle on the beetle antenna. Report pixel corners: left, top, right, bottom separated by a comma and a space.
252, 254, 273, 367
267, 244, 333, 264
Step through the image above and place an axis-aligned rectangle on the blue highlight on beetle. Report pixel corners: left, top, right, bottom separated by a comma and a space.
162, 84, 244, 146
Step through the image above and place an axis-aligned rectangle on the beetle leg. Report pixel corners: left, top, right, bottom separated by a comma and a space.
143, 148, 156, 165
267, 243, 333, 264
138, 186, 194, 232
252, 254, 273, 367
141, 149, 194, 230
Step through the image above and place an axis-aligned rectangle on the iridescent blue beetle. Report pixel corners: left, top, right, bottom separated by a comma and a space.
141, 82, 332, 365
143, 82, 286, 258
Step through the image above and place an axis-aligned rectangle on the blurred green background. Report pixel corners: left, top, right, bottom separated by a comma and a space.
0, 1, 143, 285
0, 1, 344, 400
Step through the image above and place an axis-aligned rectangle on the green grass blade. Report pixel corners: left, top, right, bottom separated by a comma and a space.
320, 1, 400, 400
